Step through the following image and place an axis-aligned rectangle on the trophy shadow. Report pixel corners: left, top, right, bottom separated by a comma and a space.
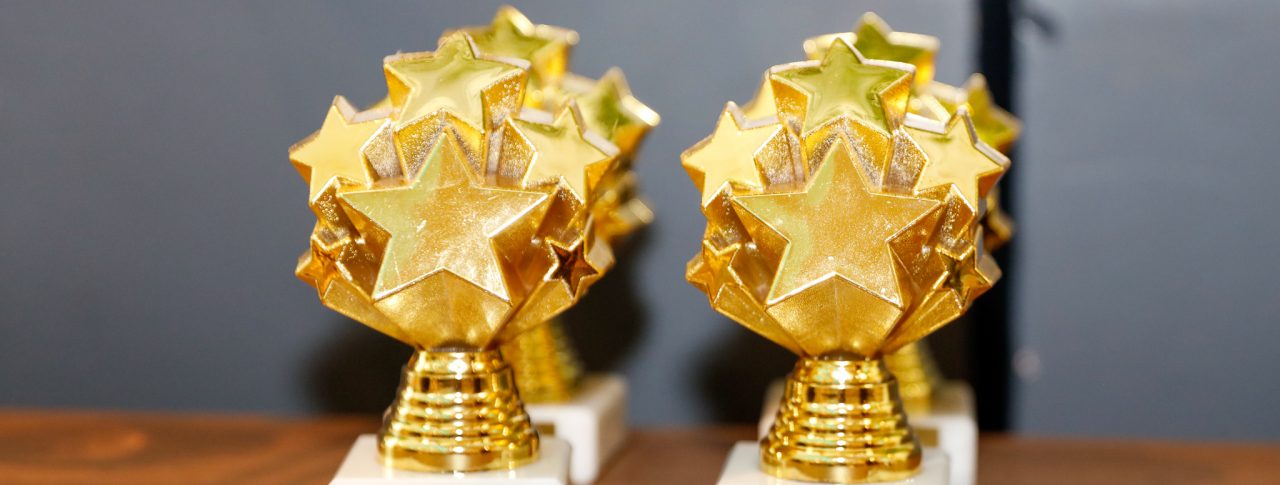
305, 318, 411, 413
694, 324, 795, 423
560, 229, 649, 372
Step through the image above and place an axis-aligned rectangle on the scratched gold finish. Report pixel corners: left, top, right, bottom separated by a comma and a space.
290, 6, 656, 471
683, 13, 1013, 483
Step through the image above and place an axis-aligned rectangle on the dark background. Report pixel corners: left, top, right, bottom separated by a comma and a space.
2, 0, 1277, 440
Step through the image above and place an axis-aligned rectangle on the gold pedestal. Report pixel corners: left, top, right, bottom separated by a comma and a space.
761, 356, 922, 483
379, 349, 539, 472
501, 320, 583, 404
884, 341, 944, 415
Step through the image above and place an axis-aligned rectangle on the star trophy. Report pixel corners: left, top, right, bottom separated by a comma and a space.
734, 14, 1020, 485
289, 7, 655, 484
683, 12, 1011, 484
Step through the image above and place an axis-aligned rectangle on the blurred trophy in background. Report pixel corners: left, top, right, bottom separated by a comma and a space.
290, 7, 654, 483
452, 7, 659, 484
742, 14, 1021, 485
683, 12, 1010, 484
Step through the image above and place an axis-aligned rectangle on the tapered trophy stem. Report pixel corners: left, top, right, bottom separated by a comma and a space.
501, 319, 583, 403
761, 356, 922, 483
378, 349, 539, 472
884, 341, 944, 415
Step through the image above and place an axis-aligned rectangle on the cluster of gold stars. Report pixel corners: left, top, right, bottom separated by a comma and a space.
291, 7, 658, 349
683, 13, 1019, 357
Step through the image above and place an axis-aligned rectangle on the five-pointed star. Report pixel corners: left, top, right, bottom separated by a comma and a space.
909, 109, 1008, 211
770, 37, 914, 136
546, 236, 601, 297
734, 142, 939, 306
682, 104, 782, 206
462, 6, 577, 88
696, 241, 744, 303
383, 33, 527, 132
571, 68, 660, 153
289, 96, 386, 203
803, 14, 939, 89
513, 106, 615, 204
340, 136, 548, 299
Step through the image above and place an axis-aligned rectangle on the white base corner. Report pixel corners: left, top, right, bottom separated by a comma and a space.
525, 374, 627, 484
329, 435, 570, 485
759, 380, 976, 485
716, 442, 949, 485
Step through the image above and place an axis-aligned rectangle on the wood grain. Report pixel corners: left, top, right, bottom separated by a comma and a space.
0, 411, 1277, 484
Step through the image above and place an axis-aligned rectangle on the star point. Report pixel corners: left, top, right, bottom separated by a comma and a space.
462, 6, 578, 90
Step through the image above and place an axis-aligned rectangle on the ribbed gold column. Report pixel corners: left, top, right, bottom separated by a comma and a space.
883, 341, 944, 415
500, 319, 583, 403
761, 356, 922, 483
379, 349, 539, 472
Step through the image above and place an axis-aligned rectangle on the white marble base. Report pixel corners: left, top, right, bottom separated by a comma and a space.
330, 435, 569, 485
716, 442, 949, 485
758, 380, 976, 485
525, 374, 627, 484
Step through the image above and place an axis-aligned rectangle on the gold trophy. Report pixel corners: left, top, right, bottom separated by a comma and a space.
683, 13, 1010, 483
290, 8, 646, 480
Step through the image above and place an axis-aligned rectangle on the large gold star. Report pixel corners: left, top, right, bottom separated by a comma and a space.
803, 13, 939, 89
340, 136, 549, 299
460, 6, 577, 93
734, 142, 939, 306
908, 109, 1008, 211
289, 96, 387, 202
770, 38, 914, 136
681, 103, 784, 206
383, 33, 527, 132
567, 68, 660, 153
511, 106, 616, 204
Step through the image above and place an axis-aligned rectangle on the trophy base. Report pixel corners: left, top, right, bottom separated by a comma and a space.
525, 374, 628, 484
716, 442, 949, 485
758, 380, 976, 485
330, 435, 570, 485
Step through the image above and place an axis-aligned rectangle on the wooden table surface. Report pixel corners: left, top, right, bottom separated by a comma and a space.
1, 411, 1277, 484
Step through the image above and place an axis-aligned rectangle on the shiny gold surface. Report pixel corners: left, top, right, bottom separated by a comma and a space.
379, 349, 538, 472
500, 319, 583, 403
683, 12, 1012, 482
290, 6, 656, 472
884, 342, 944, 416
762, 357, 920, 483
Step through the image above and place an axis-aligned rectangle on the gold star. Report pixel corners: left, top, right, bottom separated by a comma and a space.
289, 96, 386, 203
681, 103, 784, 206
770, 38, 914, 136
383, 33, 527, 133
461, 6, 577, 92
547, 236, 601, 297
511, 106, 616, 204
804, 13, 940, 89
340, 136, 549, 299
567, 68, 660, 153
734, 141, 939, 306
908, 109, 1008, 211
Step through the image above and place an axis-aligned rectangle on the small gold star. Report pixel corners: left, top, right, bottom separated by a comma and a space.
289, 96, 386, 203
681, 103, 785, 206
383, 33, 527, 133
770, 38, 914, 136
